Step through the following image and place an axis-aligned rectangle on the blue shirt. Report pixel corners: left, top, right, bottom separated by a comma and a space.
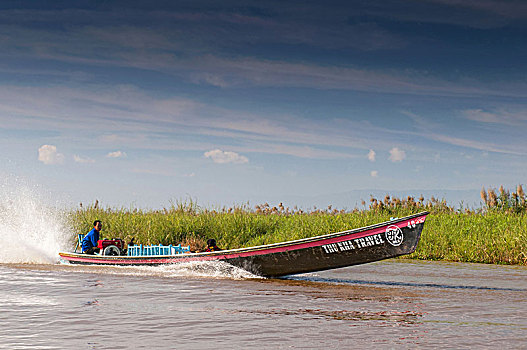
82, 228, 100, 252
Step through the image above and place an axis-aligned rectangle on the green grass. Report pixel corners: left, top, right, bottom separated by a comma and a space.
66, 198, 527, 265
407, 212, 527, 265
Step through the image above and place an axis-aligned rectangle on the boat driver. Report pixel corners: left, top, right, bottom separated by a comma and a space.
82, 220, 102, 254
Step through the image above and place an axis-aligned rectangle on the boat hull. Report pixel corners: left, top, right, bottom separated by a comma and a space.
59, 212, 428, 277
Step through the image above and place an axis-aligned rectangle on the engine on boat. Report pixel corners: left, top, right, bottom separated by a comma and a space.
97, 239, 125, 256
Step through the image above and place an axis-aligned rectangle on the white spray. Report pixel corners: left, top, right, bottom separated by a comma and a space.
0, 176, 70, 264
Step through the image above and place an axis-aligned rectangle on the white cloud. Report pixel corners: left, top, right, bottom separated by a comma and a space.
368, 149, 376, 162
38, 145, 64, 165
204, 149, 248, 164
106, 150, 127, 158
389, 147, 406, 162
370, 170, 378, 177
73, 155, 95, 163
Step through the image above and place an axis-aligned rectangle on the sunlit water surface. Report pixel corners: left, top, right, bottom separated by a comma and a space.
1, 260, 526, 349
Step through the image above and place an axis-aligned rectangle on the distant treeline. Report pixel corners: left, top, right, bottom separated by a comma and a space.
67, 185, 527, 265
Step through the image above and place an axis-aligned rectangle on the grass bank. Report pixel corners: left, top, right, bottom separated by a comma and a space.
66, 191, 527, 265
408, 212, 527, 264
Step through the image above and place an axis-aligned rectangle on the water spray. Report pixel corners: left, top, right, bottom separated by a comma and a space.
0, 175, 70, 264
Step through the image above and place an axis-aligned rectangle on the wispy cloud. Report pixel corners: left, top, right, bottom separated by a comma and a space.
6, 82, 524, 163
38, 145, 64, 165
1, 19, 525, 99
184, 56, 527, 98
204, 149, 248, 164
463, 108, 527, 126
428, 133, 527, 156
397, 110, 527, 156
73, 155, 95, 163
106, 150, 127, 158
189, 73, 230, 88
131, 168, 178, 177
423, 0, 527, 21
0, 84, 385, 160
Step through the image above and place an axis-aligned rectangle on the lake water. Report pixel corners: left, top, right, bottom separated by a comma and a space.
1, 259, 526, 349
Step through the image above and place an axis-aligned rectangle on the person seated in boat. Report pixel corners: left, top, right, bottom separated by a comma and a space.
82, 220, 102, 255
205, 239, 221, 252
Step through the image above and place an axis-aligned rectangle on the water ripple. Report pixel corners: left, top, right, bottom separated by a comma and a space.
285, 276, 527, 292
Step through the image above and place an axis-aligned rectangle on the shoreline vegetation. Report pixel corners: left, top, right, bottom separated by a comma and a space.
67, 185, 527, 266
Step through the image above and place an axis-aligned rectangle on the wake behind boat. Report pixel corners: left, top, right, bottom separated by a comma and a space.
59, 212, 429, 277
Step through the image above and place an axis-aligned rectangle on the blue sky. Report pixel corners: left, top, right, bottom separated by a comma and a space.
1, 0, 526, 209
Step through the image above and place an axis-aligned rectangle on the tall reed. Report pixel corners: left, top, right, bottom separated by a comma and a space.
66, 186, 527, 265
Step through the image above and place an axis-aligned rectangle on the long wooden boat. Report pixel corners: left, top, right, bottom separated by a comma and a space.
59, 211, 429, 277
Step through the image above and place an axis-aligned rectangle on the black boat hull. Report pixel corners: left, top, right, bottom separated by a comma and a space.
59, 212, 428, 277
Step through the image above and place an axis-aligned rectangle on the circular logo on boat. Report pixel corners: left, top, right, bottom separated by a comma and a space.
385, 225, 403, 246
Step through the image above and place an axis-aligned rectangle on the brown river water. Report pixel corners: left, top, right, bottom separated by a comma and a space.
1, 259, 526, 349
